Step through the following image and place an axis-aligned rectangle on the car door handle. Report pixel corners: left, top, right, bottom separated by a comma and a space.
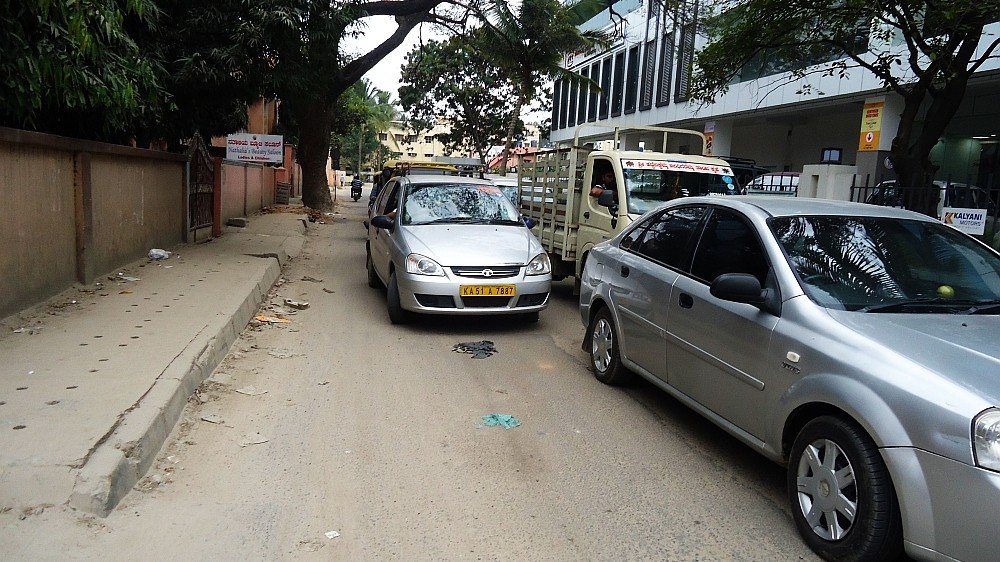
679, 293, 694, 308
620, 265, 629, 278
583, 211, 590, 219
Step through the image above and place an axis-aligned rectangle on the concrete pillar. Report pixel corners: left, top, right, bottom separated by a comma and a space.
705, 120, 733, 157
855, 94, 905, 183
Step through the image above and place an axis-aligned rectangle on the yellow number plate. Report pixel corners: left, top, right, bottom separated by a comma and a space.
459, 285, 517, 297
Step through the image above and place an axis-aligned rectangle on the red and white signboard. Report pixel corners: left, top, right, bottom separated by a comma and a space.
226, 133, 284, 164
624, 159, 734, 176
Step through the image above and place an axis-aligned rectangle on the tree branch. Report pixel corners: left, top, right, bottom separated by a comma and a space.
341, 12, 433, 86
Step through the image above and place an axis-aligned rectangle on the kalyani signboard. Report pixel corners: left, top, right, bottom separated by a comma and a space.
941, 207, 988, 236
623, 159, 734, 176
226, 133, 284, 164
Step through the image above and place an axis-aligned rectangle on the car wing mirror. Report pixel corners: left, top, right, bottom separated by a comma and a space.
371, 215, 395, 231
522, 217, 536, 229
597, 190, 616, 208
710, 273, 766, 307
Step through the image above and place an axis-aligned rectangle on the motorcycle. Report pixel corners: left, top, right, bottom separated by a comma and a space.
351, 183, 362, 201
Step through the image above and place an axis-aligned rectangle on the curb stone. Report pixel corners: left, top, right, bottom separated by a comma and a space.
69, 256, 282, 516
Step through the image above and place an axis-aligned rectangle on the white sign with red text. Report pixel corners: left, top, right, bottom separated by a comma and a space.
226, 133, 284, 164
624, 159, 734, 176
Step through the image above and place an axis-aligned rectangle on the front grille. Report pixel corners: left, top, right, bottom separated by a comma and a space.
414, 294, 457, 308
516, 293, 548, 307
451, 265, 521, 279
461, 296, 514, 308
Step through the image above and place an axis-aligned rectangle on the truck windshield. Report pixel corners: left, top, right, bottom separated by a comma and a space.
624, 167, 737, 214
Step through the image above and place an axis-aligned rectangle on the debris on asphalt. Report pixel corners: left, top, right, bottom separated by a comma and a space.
238, 433, 269, 447
479, 413, 521, 429
324, 531, 341, 539
201, 414, 225, 424
318, 381, 330, 386
147, 249, 171, 260
254, 314, 290, 325
284, 299, 309, 310
301, 276, 324, 283
120, 275, 141, 282
296, 539, 325, 552
12, 327, 24, 333
267, 348, 296, 359
453, 340, 498, 359
234, 386, 267, 396
323, 288, 335, 293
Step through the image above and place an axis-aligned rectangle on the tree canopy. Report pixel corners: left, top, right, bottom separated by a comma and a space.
692, 0, 1000, 204
399, 35, 523, 169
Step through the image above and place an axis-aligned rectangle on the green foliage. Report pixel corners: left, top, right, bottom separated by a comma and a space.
0, 0, 164, 138
332, 79, 398, 171
399, 36, 522, 165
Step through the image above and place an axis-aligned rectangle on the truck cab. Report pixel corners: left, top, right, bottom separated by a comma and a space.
519, 126, 736, 283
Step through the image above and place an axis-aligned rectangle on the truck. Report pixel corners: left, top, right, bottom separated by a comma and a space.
518, 125, 737, 284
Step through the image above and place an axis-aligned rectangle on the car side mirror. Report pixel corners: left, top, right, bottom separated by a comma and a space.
371, 215, 394, 231
710, 273, 766, 306
597, 190, 616, 208
522, 217, 536, 229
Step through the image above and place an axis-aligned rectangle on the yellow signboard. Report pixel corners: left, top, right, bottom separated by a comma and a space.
858, 101, 884, 151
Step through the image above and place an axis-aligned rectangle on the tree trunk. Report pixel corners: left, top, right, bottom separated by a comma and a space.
498, 89, 528, 177
298, 100, 334, 211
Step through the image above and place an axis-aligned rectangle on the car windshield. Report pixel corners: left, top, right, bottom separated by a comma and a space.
624, 166, 737, 214
770, 216, 1000, 312
400, 183, 522, 226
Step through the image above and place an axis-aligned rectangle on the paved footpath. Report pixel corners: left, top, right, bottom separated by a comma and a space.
0, 209, 307, 516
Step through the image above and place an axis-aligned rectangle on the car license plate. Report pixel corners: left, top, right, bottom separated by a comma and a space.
459, 285, 517, 297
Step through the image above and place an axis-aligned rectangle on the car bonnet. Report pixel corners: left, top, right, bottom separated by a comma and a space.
400, 224, 538, 266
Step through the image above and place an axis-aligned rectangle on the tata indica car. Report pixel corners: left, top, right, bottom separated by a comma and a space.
367, 175, 551, 323
580, 196, 1000, 561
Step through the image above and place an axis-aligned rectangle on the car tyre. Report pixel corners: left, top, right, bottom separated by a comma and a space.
366, 245, 382, 289
788, 416, 902, 562
588, 307, 631, 385
386, 272, 410, 324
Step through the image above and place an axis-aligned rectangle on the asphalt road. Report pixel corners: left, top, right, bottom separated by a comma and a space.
2, 191, 819, 560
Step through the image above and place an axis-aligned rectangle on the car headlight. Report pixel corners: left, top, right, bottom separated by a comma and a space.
526, 252, 551, 276
973, 408, 1000, 472
405, 253, 445, 276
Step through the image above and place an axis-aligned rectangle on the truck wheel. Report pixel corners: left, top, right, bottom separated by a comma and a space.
588, 307, 631, 385
386, 272, 410, 324
788, 416, 902, 561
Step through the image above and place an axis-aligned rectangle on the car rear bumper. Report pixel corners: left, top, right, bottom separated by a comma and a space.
396, 271, 551, 315
882, 447, 1000, 561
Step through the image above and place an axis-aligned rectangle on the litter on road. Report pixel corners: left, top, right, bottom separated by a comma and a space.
453, 340, 498, 359
267, 348, 296, 359
147, 249, 170, 260
200, 414, 225, 424
254, 314, 290, 324
238, 433, 269, 447
284, 299, 309, 310
234, 386, 267, 396
301, 276, 324, 283
479, 413, 521, 429
324, 531, 341, 539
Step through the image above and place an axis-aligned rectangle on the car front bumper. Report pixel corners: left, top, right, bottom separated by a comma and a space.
396, 270, 551, 315
882, 447, 1000, 561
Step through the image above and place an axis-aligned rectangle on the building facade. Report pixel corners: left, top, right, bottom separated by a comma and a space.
550, 1, 1000, 187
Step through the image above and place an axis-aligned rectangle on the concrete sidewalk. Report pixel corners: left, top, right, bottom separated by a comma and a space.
0, 210, 307, 516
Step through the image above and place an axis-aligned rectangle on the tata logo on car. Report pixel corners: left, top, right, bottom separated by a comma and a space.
481, 269, 494, 277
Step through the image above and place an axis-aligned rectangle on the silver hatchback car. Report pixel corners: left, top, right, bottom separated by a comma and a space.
367, 175, 551, 323
580, 197, 1000, 561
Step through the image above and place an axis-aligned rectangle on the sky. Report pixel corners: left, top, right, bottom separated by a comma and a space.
342, 16, 444, 103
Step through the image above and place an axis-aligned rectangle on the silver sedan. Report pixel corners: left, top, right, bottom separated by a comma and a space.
367, 175, 551, 323
580, 196, 1000, 561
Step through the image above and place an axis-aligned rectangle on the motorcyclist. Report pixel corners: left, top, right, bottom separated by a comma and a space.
350, 175, 363, 201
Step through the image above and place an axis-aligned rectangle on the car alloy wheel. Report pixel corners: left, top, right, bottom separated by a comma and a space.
587, 307, 631, 385
795, 438, 857, 541
788, 416, 902, 561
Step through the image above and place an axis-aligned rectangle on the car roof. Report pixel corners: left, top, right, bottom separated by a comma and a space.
680, 196, 939, 221
402, 175, 494, 186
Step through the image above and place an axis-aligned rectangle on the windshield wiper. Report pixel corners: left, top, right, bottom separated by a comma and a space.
962, 300, 1000, 315
417, 217, 490, 225
858, 298, 982, 313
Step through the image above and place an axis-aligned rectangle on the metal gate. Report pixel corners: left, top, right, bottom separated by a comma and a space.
187, 134, 214, 233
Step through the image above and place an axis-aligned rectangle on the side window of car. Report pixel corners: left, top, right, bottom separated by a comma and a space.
628, 206, 707, 269
690, 208, 769, 285
378, 181, 401, 215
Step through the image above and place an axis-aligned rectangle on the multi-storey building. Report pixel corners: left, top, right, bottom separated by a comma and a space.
550, 1, 1000, 187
